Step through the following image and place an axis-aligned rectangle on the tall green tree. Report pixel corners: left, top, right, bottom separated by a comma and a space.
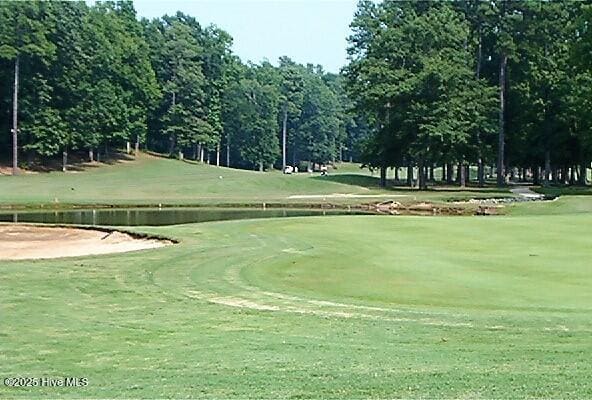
223, 75, 280, 171
277, 57, 304, 170
0, 0, 55, 174
297, 68, 342, 166
345, 2, 496, 189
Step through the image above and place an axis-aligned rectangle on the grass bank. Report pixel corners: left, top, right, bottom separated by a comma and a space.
0, 154, 513, 208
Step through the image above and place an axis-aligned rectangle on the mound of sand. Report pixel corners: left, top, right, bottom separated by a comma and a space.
0, 224, 170, 260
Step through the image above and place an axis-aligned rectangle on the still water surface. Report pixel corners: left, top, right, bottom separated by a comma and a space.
0, 207, 371, 226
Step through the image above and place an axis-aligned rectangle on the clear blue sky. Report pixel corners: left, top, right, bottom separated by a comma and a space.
133, 0, 358, 73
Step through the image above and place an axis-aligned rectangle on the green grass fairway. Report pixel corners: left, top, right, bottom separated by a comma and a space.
509, 195, 592, 215
536, 185, 592, 197
0, 155, 511, 207
1, 215, 591, 398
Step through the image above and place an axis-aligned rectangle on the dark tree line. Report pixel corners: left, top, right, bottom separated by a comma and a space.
0, 1, 369, 174
345, 0, 592, 188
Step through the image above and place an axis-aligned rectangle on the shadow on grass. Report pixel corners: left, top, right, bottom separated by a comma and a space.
7, 151, 136, 173
536, 185, 592, 196
430, 185, 512, 194
313, 174, 384, 189
313, 174, 511, 194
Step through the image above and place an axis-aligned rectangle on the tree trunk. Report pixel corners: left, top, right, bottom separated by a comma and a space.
258, 161, 263, 172
429, 165, 434, 181
579, 161, 588, 185
570, 166, 576, 185
544, 150, 551, 186
446, 163, 453, 184
12, 55, 20, 175
282, 105, 288, 170
478, 159, 484, 186
379, 165, 387, 188
226, 142, 230, 167
459, 162, 466, 188
62, 149, 68, 172
292, 144, 297, 166
394, 167, 399, 182
497, 53, 508, 187
332, 138, 336, 164
126, 141, 131, 154
169, 92, 176, 155
475, 26, 485, 188
135, 135, 140, 156
178, 151, 184, 160
406, 165, 414, 187
216, 142, 220, 166
88, 149, 94, 163
168, 136, 175, 155
197, 143, 203, 162
418, 161, 427, 190
25, 150, 33, 165
533, 167, 540, 185
575, 167, 580, 182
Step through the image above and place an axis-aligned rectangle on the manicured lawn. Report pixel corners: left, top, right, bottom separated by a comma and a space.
0, 154, 512, 207
509, 195, 592, 215
1, 214, 591, 398
535, 185, 592, 197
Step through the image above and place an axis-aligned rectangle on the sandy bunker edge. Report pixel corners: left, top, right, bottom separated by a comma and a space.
0, 223, 177, 260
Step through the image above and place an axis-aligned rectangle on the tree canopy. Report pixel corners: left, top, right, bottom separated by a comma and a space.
345, 0, 592, 188
0, 0, 365, 173
1, 0, 591, 187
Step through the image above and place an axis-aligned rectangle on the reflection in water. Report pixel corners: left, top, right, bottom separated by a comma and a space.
0, 208, 370, 226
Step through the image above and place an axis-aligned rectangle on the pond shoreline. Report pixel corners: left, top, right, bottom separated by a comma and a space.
0, 189, 553, 220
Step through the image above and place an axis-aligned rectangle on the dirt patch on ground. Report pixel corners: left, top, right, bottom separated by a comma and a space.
0, 167, 37, 175
0, 224, 170, 260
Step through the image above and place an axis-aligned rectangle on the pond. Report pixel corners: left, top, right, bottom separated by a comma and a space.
0, 207, 372, 226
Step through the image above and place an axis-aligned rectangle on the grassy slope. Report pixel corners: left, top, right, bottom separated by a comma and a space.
1, 215, 591, 398
0, 155, 372, 206
535, 185, 592, 197
508, 196, 592, 215
0, 154, 511, 207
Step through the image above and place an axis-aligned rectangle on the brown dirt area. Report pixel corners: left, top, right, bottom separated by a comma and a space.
0, 224, 169, 260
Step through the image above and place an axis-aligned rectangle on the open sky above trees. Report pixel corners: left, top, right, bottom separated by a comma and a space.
127, 0, 358, 73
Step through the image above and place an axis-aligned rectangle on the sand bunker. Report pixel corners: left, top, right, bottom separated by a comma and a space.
0, 224, 170, 260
